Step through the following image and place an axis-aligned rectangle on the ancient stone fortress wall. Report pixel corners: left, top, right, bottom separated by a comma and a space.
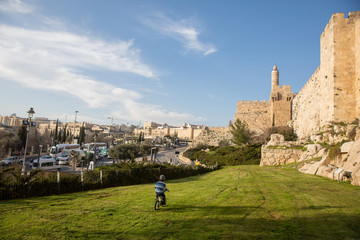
292, 11, 360, 138
270, 84, 295, 127
234, 100, 270, 133
234, 64, 296, 134
291, 67, 331, 138
209, 126, 230, 133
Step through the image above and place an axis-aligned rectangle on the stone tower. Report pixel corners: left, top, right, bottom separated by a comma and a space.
234, 65, 295, 134
271, 65, 279, 91
269, 65, 295, 127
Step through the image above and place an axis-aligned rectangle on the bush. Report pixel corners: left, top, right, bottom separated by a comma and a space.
186, 144, 262, 166
0, 163, 219, 201
265, 126, 298, 141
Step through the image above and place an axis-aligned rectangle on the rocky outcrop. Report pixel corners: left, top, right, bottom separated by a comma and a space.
261, 134, 326, 167
263, 131, 360, 186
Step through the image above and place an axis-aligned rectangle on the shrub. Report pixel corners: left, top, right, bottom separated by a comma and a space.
0, 163, 219, 201
265, 126, 298, 141
191, 144, 262, 166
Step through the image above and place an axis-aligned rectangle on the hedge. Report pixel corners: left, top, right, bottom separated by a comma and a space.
0, 163, 219, 201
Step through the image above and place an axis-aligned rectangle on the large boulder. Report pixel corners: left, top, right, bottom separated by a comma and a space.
267, 134, 285, 146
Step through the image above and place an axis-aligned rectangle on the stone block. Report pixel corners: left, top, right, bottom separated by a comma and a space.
267, 134, 285, 146
306, 161, 322, 175
340, 141, 354, 153
305, 144, 323, 155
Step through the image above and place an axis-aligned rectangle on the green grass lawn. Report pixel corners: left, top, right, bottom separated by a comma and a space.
1, 165, 360, 240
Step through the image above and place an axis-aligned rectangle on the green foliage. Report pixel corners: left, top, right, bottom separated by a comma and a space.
2, 166, 360, 240
108, 143, 153, 162
0, 132, 22, 157
230, 119, 251, 145
78, 126, 85, 145
265, 126, 298, 141
328, 144, 342, 160
183, 144, 210, 160
267, 145, 307, 151
0, 163, 219, 200
185, 144, 262, 166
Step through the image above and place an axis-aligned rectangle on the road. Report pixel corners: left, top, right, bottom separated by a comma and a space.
153, 147, 188, 166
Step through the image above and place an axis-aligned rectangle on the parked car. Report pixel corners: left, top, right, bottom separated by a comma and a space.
1, 156, 20, 166
57, 154, 70, 165
32, 155, 59, 170
37, 155, 56, 162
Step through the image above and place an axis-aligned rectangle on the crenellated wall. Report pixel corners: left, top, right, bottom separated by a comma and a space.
234, 65, 295, 134
234, 100, 270, 133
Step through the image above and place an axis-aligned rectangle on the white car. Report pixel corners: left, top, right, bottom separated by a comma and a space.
57, 154, 70, 165
1, 156, 20, 166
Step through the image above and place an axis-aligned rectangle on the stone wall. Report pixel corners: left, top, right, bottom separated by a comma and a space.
292, 12, 360, 139
234, 65, 296, 135
234, 100, 270, 134
134, 126, 203, 140
191, 129, 232, 147
261, 147, 304, 166
260, 134, 326, 167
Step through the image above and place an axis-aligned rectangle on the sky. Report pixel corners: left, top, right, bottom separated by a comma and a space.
0, 0, 359, 127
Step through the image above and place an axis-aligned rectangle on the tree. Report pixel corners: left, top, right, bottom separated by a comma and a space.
78, 126, 85, 145
57, 129, 62, 144
54, 119, 59, 144
62, 125, 67, 143
17, 125, 27, 150
230, 119, 251, 145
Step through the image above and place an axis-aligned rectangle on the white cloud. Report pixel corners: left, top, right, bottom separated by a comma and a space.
111, 101, 205, 126
0, 0, 33, 13
144, 13, 217, 56
0, 24, 203, 124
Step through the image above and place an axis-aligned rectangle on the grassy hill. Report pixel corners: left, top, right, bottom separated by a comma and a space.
1, 165, 360, 239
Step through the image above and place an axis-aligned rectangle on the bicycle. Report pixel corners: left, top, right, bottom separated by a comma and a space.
154, 194, 164, 210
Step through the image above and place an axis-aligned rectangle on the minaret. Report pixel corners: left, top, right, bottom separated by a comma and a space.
271, 65, 279, 91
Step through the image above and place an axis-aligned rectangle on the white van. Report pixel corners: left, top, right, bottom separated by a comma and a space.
49, 144, 80, 158
32, 156, 60, 170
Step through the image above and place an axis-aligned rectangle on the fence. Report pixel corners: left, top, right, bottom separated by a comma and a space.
0, 165, 219, 201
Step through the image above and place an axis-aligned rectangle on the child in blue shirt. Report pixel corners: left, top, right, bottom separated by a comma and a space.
155, 175, 169, 206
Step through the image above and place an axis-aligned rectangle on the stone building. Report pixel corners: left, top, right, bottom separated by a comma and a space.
234, 65, 296, 134
134, 122, 204, 140
234, 11, 360, 139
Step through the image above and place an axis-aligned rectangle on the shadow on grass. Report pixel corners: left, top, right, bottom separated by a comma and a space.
136, 210, 360, 240
53, 206, 360, 240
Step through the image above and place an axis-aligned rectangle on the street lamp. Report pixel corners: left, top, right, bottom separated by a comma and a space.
22, 107, 35, 174
75, 110, 78, 123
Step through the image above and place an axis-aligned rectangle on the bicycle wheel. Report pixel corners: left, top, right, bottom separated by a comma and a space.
154, 198, 160, 210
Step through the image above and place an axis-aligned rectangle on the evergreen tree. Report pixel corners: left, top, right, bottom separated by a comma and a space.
78, 126, 85, 146
17, 125, 27, 150
230, 119, 252, 145
54, 119, 59, 144
62, 125, 67, 143
57, 129, 62, 144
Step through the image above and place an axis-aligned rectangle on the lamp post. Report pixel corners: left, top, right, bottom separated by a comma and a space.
75, 110, 78, 123
73, 111, 78, 144
22, 107, 35, 174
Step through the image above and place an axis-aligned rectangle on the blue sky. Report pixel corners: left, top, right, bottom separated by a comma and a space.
0, 0, 359, 127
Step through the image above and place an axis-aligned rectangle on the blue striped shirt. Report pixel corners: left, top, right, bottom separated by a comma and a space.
155, 181, 168, 193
